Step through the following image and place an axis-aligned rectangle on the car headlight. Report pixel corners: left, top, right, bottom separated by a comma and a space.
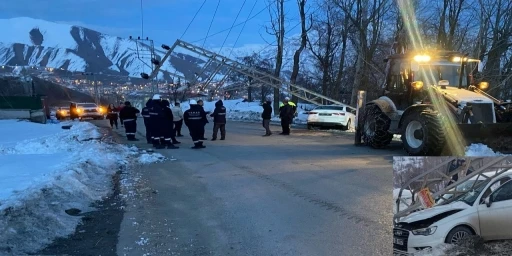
412, 226, 437, 236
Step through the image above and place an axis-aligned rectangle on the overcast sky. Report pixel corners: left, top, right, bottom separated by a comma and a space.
0, 0, 303, 49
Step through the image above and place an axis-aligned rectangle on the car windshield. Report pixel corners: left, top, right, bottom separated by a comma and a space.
416, 64, 467, 87
314, 106, 345, 111
79, 104, 97, 108
451, 179, 490, 206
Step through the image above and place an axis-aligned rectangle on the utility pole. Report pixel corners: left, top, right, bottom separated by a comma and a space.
129, 35, 158, 94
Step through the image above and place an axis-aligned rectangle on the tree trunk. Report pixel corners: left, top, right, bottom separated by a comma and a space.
272, 0, 286, 115
289, 0, 309, 106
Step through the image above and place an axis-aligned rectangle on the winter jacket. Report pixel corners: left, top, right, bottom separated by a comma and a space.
184, 105, 208, 128
171, 106, 184, 121
279, 104, 294, 121
261, 101, 272, 119
119, 106, 140, 121
162, 107, 175, 127
210, 100, 227, 124
107, 106, 118, 119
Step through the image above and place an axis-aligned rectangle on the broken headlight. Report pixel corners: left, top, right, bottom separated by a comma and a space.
412, 226, 437, 236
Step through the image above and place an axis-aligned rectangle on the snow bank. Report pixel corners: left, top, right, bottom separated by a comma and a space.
465, 143, 505, 156
0, 120, 133, 254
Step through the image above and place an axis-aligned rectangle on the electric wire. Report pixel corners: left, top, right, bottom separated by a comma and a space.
180, 0, 208, 39
218, 0, 249, 54
228, 0, 259, 58
202, 0, 221, 49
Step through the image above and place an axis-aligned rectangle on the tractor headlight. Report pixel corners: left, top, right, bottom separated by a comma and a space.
412, 81, 424, 90
414, 55, 431, 62
412, 226, 437, 236
479, 81, 489, 90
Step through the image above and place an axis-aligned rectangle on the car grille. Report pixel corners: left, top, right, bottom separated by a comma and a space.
393, 228, 409, 252
84, 109, 98, 113
468, 102, 493, 123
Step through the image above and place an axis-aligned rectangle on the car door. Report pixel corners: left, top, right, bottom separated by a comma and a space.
477, 178, 512, 240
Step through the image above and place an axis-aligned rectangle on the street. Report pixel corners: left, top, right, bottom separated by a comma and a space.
106, 119, 398, 255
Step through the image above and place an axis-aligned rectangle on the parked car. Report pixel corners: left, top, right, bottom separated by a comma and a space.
56, 106, 70, 120
306, 105, 356, 130
393, 170, 512, 255
70, 102, 105, 120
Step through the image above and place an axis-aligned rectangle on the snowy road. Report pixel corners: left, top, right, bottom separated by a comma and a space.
103, 119, 399, 255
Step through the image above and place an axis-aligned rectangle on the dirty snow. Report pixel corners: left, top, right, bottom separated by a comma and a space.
138, 153, 167, 164
0, 120, 133, 255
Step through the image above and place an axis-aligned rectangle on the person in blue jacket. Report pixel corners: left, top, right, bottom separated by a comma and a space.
184, 100, 208, 149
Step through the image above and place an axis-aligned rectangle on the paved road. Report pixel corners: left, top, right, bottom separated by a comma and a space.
106, 119, 400, 256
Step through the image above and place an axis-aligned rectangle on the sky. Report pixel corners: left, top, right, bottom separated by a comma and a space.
0, 0, 303, 49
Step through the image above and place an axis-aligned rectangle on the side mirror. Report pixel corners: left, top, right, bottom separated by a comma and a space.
485, 197, 492, 207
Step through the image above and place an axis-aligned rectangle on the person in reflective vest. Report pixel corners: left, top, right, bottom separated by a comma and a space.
119, 101, 140, 141
184, 100, 208, 149
149, 94, 166, 149
141, 99, 152, 144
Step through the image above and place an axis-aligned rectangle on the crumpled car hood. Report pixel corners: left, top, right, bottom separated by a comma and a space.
400, 201, 470, 223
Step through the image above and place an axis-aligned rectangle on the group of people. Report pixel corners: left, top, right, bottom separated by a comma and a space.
113, 95, 228, 149
111, 95, 297, 146
261, 97, 297, 136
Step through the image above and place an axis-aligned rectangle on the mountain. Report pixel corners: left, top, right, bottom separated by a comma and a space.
0, 17, 312, 82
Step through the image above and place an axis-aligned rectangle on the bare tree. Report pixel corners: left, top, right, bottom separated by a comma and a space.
289, 0, 312, 105
266, 0, 286, 114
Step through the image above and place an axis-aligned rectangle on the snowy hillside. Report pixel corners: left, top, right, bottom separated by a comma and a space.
0, 17, 182, 79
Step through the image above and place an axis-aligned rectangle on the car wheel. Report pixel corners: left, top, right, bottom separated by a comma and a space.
445, 226, 473, 244
341, 119, 351, 131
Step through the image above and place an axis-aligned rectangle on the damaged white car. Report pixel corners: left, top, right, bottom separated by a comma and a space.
393, 170, 512, 255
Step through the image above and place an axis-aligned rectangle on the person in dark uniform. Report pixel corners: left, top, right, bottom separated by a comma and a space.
197, 99, 209, 140
210, 100, 227, 141
184, 100, 208, 149
119, 101, 140, 141
261, 99, 272, 136
161, 100, 180, 149
141, 99, 152, 144
279, 101, 294, 135
149, 94, 165, 149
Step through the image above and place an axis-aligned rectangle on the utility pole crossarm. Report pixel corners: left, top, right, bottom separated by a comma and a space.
174, 39, 343, 106
147, 41, 179, 80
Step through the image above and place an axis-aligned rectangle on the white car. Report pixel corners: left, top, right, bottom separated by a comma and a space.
393, 170, 512, 255
306, 105, 355, 130
71, 102, 105, 120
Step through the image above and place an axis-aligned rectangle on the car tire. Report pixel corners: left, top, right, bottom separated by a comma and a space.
445, 226, 474, 244
341, 119, 351, 131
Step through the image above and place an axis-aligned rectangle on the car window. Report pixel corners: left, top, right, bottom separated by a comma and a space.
480, 177, 511, 204
491, 180, 512, 203
79, 103, 97, 108
315, 106, 345, 111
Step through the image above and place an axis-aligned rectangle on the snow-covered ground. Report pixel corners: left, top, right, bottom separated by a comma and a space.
0, 120, 165, 254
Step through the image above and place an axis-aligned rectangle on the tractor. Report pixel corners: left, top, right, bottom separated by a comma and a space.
361, 50, 512, 156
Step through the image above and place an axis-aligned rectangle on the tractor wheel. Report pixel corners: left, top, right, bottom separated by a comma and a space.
362, 105, 393, 148
401, 109, 446, 156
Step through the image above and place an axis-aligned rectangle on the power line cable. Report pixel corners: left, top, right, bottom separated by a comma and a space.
180, 0, 208, 39
228, 0, 259, 58
202, 0, 221, 49
218, 0, 249, 53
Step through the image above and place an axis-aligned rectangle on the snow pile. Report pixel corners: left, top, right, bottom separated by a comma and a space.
0, 120, 132, 254
179, 99, 311, 124
465, 143, 505, 156
138, 153, 167, 164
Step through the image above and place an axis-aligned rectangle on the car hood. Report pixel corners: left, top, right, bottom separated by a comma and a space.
399, 201, 470, 223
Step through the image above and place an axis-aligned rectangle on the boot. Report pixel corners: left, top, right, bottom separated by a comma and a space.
199, 141, 206, 148
172, 139, 181, 144
211, 138, 217, 141
155, 144, 166, 149
191, 142, 201, 149
220, 137, 225, 140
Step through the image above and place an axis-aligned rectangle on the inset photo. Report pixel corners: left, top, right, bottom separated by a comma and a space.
393, 156, 512, 256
